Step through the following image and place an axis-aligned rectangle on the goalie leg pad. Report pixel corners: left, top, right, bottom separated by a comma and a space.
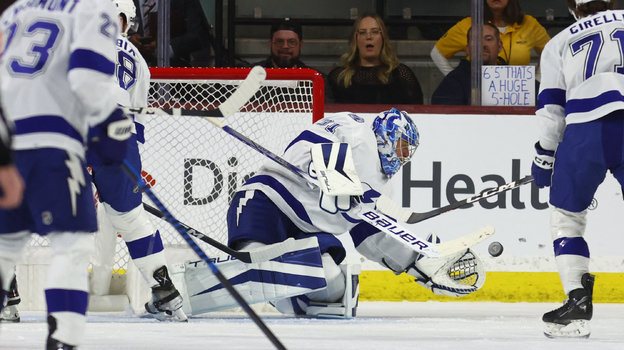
182, 237, 328, 315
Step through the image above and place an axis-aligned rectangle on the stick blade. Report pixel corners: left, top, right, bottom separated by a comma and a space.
436, 225, 495, 256
218, 66, 267, 118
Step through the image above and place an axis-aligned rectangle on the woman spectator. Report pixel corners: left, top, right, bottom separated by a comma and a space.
431, 0, 550, 75
328, 13, 423, 104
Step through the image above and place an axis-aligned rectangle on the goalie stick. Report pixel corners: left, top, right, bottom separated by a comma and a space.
143, 202, 316, 264
375, 175, 534, 224
122, 161, 286, 350
123, 65, 267, 119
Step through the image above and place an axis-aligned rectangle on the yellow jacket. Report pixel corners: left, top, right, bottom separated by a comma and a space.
435, 15, 551, 65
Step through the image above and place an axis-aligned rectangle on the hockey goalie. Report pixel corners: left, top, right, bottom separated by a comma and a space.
169, 108, 487, 318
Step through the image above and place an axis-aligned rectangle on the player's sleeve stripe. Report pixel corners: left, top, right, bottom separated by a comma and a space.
245, 175, 313, 226
68, 49, 115, 75
565, 90, 624, 115
284, 130, 332, 153
14, 115, 82, 142
537, 88, 565, 110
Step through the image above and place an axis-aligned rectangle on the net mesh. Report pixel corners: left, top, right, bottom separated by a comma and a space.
25, 68, 321, 274
121, 69, 319, 270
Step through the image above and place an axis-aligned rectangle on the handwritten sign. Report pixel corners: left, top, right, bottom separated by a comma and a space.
481, 65, 535, 106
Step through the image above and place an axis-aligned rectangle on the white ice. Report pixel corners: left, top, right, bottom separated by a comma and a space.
2, 302, 623, 350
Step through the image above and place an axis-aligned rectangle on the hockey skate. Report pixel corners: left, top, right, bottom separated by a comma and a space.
47, 315, 75, 350
543, 273, 595, 338
144, 266, 188, 322
0, 277, 21, 322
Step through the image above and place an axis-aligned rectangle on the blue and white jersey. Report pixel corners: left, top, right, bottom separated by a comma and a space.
240, 112, 388, 234
114, 35, 150, 108
0, 0, 120, 158
537, 9, 624, 150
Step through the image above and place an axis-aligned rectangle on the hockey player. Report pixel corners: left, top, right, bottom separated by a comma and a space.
532, 0, 621, 338
175, 108, 486, 318
87, 0, 186, 321
0, 0, 133, 348
0, 107, 23, 210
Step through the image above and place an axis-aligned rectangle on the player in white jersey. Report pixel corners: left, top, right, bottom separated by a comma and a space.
0, 106, 23, 210
0, 0, 133, 348
532, 0, 622, 338
87, 0, 185, 321
174, 108, 484, 318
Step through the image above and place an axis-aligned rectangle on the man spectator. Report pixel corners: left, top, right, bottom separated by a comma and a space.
431, 23, 503, 105
254, 19, 309, 69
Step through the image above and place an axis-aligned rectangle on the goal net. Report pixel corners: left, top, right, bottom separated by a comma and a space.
19, 67, 325, 311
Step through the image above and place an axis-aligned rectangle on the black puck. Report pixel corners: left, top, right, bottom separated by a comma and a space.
488, 241, 504, 257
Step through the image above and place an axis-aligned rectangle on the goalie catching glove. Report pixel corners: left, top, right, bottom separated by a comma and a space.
311, 143, 364, 213
406, 234, 486, 297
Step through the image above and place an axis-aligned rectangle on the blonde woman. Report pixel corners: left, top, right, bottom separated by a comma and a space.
328, 13, 423, 104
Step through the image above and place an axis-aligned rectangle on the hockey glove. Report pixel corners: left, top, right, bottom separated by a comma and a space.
532, 142, 555, 188
319, 192, 362, 213
88, 108, 133, 166
406, 241, 485, 298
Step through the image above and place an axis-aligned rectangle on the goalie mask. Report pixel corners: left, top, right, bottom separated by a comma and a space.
372, 108, 420, 177
113, 0, 138, 36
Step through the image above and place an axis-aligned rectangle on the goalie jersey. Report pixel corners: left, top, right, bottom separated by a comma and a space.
537, 9, 624, 151
240, 112, 388, 234
0, 0, 120, 157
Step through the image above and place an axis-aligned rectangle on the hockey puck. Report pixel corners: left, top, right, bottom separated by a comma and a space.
488, 241, 504, 257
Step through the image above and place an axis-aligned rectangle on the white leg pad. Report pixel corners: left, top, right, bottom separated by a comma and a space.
181, 237, 327, 316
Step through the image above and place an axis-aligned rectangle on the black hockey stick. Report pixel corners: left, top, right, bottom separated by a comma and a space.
141, 203, 253, 263
142, 202, 305, 264
376, 175, 534, 224
122, 161, 287, 350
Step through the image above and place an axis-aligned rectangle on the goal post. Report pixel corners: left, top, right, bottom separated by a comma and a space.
116, 67, 326, 311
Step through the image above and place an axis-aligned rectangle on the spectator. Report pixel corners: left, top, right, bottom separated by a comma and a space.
431, 0, 550, 76
328, 13, 423, 104
431, 23, 503, 105
253, 19, 310, 69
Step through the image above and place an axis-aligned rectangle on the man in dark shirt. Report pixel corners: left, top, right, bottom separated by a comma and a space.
431, 23, 503, 105
254, 19, 309, 69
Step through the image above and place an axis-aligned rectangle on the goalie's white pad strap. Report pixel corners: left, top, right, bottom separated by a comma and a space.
311, 143, 363, 196
180, 237, 327, 315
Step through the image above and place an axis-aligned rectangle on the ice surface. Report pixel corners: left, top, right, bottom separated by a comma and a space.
1, 302, 623, 350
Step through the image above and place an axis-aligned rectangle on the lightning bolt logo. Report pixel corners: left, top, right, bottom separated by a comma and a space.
65, 153, 86, 217
236, 190, 255, 226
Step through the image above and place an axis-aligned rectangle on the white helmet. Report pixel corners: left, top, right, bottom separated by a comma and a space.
113, 0, 137, 36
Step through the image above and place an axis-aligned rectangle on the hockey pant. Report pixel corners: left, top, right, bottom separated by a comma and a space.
549, 112, 624, 294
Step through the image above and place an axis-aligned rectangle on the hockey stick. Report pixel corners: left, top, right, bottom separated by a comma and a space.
142, 203, 253, 262
143, 202, 317, 264
124, 65, 267, 119
122, 161, 287, 350
375, 175, 534, 224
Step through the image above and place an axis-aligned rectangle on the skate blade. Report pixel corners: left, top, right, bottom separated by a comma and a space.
141, 308, 188, 322
544, 320, 590, 338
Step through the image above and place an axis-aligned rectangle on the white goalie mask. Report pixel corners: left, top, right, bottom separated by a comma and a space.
113, 0, 138, 36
